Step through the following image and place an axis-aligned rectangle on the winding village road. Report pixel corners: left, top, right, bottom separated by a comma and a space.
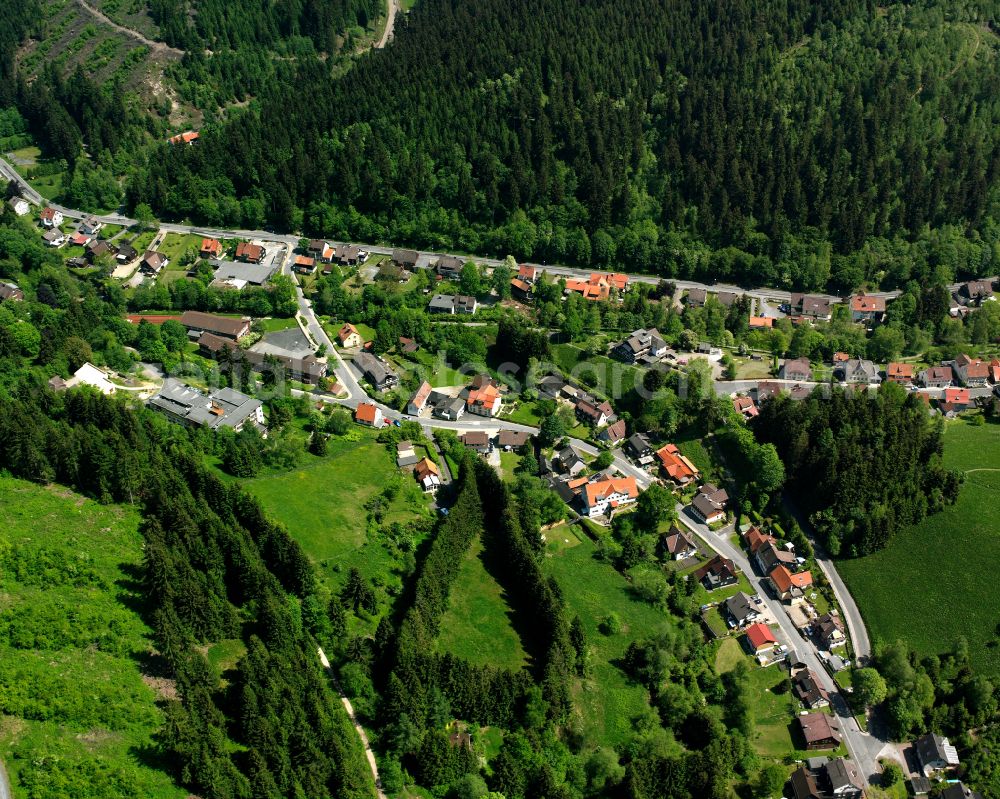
2, 153, 969, 792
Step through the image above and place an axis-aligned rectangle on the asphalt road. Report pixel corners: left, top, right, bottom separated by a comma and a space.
676, 508, 897, 785
0, 757, 11, 799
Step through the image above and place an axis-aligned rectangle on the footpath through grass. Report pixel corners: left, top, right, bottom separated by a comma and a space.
436, 537, 528, 671
838, 419, 1000, 674
0, 477, 185, 799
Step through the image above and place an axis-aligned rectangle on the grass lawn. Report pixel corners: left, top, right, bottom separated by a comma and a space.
714, 637, 745, 674
390, 349, 469, 388
838, 419, 1000, 675
157, 232, 201, 262
502, 401, 544, 426
9, 145, 67, 203
499, 450, 520, 480
551, 344, 644, 404
0, 477, 185, 799
544, 535, 677, 752
239, 434, 433, 597
436, 537, 528, 671
257, 316, 300, 333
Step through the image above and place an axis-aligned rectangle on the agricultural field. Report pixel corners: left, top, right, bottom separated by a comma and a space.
0, 477, 185, 799
543, 529, 678, 751
436, 537, 527, 671
839, 418, 1000, 675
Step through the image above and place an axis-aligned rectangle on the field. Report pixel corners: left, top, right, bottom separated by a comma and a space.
156, 232, 202, 263
239, 433, 433, 597
551, 344, 644, 404
436, 537, 528, 671
0, 477, 185, 799
838, 419, 1000, 674
543, 529, 677, 751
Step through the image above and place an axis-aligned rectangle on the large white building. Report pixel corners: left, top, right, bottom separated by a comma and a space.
582, 476, 639, 517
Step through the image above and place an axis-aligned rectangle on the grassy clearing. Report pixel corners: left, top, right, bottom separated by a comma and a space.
156, 232, 201, 263
551, 344, 644, 403
239, 433, 433, 597
0, 477, 185, 799
838, 419, 1000, 675
257, 316, 301, 333
389, 349, 469, 388
544, 535, 675, 752
714, 637, 745, 674
436, 537, 528, 671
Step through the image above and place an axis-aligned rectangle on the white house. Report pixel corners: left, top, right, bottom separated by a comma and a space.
39, 207, 63, 227
583, 476, 639, 517
7, 197, 30, 216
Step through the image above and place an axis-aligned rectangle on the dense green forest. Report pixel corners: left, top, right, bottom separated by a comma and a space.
120, 0, 1000, 291
752, 384, 962, 556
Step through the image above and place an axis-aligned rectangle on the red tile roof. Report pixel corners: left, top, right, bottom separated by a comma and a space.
338, 323, 360, 343
354, 403, 379, 424
850, 294, 886, 312
887, 362, 914, 380
745, 622, 777, 651
943, 387, 970, 405
656, 443, 700, 482
583, 476, 638, 507
770, 565, 813, 593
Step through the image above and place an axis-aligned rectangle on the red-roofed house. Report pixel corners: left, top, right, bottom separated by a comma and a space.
168, 130, 199, 145
407, 381, 432, 415
770, 565, 813, 603
656, 443, 700, 485
467, 383, 502, 417
518, 264, 537, 283
354, 402, 384, 428
749, 316, 774, 329
565, 277, 611, 302
850, 293, 886, 322
583, 476, 638, 518
991, 359, 1000, 384
744, 525, 777, 554
511, 278, 533, 300
940, 387, 971, 414
744, 622, 777, 655
338, 323, 363, 348
293, 255, 316, 274
235, 242, 265, 263
886, 362, 914, 385
591, 272, 629, 292
200, 238, 224, 259
39, 207, 63, 228
597, 418, 627, 445
732, 395, 759, 418
414, 457, 440, 492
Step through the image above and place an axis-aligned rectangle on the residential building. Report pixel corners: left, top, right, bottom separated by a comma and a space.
940, 387, 971, 414
141, 250, 168, 274
115, 243, 137, 264
724, 591, 760, 628
396, 440, 419, 467
148, 378, 264, 432
715, 291, 740, 307
564, 273, 616, 302
79, 216, 102, 236
797, 712, 841, 750
582, 476, 638, 517
293, 255, 316, 274
915, 733, 960, 777
432, 394, 465, 421
435, 254, 465, 277
407, 381, 433, 415
919, 365, 953, 388
755, 541, 796, 574
693, 555, 738, 591
686, 287, 707, 307
7, 196, 29, 216
990, 358, 1000, 384
769, 565, 813, 603
308, 240, 333, 261
518, 264, 537, 283
235, 242, 265, 263
743, 622, 777, 655
39, 206, 63, 227
211, 260, 275, 287
198, 333, 326, 384
392, 248, 419, 270
780, 357, 812, 382
850, 293, 886, 322
332, 244, 367, 265
454, 295, 477, 314
789, 767, 823, 799
614, 328, 667, 363
354, 402, 384, 428
749, 316, 774, 329
558, 446, 587, 477
498, 430, 531, 450
952, 353, 990, 387
354, 351, 399, 391
824, 757, 864, 798
398, 336, 418, 353
167, 130, 199, 145
337, 323, 363, 348
814, 612, 846, 649
461, 430, 492, 454
0, 282, 24, 302
744, 525, 777, 554
414, 457, 440, 492
591, 272, 629, 293
42, 229, 66, 247
835, 358, 881, 384
200, 238, 224, 259
180, 311, 251, 340
886, 362, 914, 385
597, 419, 626, 445
732, 395, 759, 418
956, 279, 994, 306
50, 362, 117, 395
690, 484, 729, 524
793, 670, 830, 709
626, 433, 652, 461
85, 239, 113, 264
791, 293, 833, 321
576, 396, 615, 427
429, 294, 457, 313
938, 784, 985, 799
511, 278, 533, 300
656, 443, 700, 485
663, 527, 698, 561
467, 382, 502, 417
